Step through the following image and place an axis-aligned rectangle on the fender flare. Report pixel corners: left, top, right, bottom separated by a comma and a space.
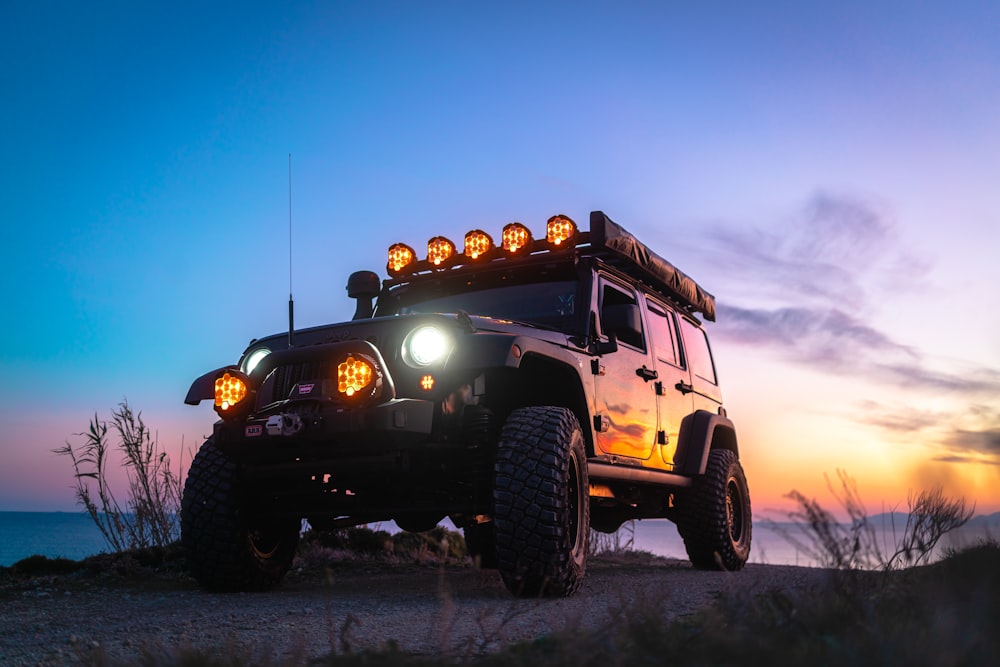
674, 410, 739, 476
184, 366, 237, 405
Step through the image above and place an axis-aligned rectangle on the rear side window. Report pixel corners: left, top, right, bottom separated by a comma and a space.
680, 319, 717, 385
646, 300, 680, 367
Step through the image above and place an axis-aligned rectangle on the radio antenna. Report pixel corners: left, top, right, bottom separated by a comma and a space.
287, 153, 295, 348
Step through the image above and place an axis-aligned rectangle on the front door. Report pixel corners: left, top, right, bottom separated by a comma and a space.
592, 279, 658, 461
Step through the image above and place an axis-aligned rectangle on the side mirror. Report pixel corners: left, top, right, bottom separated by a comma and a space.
347, 271, 380, 320
602, 304, 643, 348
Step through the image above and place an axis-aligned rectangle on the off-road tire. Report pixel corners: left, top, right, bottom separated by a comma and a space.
493, 406, 589, 597
676, 448, 752, 570
181, 439, 300, 591
463, 522, 498, 569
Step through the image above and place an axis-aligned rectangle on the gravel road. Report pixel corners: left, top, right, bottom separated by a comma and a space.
1, 554, 833, 665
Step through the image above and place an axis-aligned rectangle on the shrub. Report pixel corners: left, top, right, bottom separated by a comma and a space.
54, 400, 184, 552
783, 469, 975, 572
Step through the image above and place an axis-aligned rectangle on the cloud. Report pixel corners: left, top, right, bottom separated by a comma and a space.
699, 192, 998, 396
856, 400, 1000, 465
702, 192, 929, 310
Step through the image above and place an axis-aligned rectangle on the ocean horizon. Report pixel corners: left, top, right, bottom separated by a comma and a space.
2, 511, 996, 569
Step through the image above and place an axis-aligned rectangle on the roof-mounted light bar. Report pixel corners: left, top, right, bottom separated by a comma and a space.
386, 214, 579, 278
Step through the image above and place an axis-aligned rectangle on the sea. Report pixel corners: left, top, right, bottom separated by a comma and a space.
2, 511, 997, 569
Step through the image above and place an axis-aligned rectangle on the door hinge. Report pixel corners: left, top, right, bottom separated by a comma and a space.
657, 430, 668, 445
591, 359, 606, 376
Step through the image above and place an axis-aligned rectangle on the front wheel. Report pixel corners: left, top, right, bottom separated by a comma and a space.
493, 406, 589, 597
181, 439, 300, 591
676, 448, 752, 570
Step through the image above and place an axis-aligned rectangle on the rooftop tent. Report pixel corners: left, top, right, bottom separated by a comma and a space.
589, 211, 716, 322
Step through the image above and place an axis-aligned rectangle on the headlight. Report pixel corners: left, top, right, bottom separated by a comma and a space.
242, 347, 271, 375
403, 326, 451, 367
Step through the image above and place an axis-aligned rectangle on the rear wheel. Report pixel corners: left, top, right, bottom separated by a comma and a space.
181, 439, 300, 591
493, 406, 589, 597
676, 448, 752, 570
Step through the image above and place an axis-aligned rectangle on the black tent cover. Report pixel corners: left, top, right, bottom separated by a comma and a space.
589, 211, 716, 322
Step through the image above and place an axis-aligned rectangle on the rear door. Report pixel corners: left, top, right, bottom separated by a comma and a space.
644, 298, 694, 469
678, 316, 723, 411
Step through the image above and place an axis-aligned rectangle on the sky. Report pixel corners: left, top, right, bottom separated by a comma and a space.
2, 1, 998, 520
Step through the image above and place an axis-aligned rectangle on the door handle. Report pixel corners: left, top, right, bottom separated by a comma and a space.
675, 381, 694, 394
636, 366, 658, 382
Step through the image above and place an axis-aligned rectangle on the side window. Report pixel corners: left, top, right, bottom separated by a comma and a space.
646, 300, 680, 367
600, 281, 645, 350
680, 319, 717, 385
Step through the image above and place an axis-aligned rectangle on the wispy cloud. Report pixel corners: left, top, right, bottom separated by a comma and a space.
703, 193, 929, 310
857, 400, 1000, 465
695, 191, 1000, 463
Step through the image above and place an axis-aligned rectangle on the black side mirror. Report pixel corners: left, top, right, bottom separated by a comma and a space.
347, 271, 380, 320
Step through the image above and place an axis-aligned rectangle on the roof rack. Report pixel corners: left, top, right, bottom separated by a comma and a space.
381, 211, 716, 322
586, 211, 716, 321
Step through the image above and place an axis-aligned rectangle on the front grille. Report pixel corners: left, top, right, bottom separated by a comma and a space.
270, 360, 333, 404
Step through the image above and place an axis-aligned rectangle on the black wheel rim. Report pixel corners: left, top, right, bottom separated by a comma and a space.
249, 526, 283, 560
726, 478, 744, 544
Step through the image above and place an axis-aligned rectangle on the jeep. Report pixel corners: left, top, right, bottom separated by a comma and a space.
181, 210, 751, 597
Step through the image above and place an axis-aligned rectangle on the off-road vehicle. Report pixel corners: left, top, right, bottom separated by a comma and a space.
181, 210, 751, 597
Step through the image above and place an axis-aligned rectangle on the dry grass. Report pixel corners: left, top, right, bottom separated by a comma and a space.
54, 400, 184, 552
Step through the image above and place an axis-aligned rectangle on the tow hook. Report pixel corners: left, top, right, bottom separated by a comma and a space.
266, 413, 304, 436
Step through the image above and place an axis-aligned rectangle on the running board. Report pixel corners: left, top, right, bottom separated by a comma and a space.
588, 461, 693, 488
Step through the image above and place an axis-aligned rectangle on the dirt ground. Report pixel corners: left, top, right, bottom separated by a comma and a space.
0, 552, 836, 666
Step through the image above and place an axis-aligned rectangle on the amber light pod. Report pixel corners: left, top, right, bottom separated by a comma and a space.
463, 230, 494, 259
427, 236, 456, 266
215, 372, 248, 411
546, 214, 577, 246
387, 243, 416, 275
501, 222, 533, 253
338, 356, 373, 397
420, 374, 435, 390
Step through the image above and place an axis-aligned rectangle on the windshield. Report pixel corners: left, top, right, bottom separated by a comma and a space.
381, 280, 580, 330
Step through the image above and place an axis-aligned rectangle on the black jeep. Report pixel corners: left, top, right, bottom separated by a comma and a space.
181, 210, 751, 597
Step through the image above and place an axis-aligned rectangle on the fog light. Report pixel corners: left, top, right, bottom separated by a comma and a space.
215, 372, 248, 411
338, 356, 373, 397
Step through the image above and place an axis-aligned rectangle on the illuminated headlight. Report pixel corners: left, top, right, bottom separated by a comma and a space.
242, 347, 271, 375
403, 326, 451, 367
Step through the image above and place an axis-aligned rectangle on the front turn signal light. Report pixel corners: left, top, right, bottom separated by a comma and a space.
501, 222, 533, 253
546, 214, 577, 246
387, 243, 416, 276
420, 374, 435, 390
463, 230, 494, 259
215, 372, 248, 412
338, 356, 373, 397
427, 236, 456, 266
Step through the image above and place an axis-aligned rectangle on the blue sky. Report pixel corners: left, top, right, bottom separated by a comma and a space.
2, 1, 998, 515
